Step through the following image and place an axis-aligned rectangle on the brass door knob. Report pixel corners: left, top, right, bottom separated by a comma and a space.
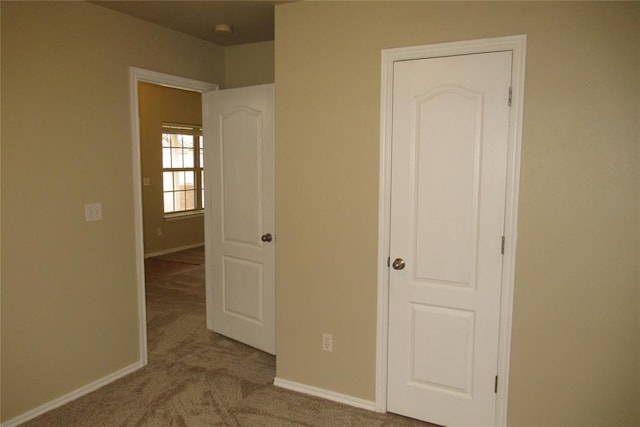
261, 233, 273, 243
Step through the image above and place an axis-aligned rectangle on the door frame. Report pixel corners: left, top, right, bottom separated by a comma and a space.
128, 67, 217, 365
375, 35, 526, 425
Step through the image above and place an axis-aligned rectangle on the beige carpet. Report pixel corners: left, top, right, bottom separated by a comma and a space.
24, 247, 432, 426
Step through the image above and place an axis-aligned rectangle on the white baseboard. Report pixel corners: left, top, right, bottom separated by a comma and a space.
273, 377, 376, 412
144, 242, 204, 259
1, 361, 143, 427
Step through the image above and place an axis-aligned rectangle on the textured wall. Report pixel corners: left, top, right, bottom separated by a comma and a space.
0, 1, 223, 421
274, 2, 639, 426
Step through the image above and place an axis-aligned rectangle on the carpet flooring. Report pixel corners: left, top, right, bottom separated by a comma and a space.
23, 247, 432, 427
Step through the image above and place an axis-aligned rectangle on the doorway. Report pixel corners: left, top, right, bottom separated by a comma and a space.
376, 36, 526, 426
129, 68, 217, 365
130, 69, 276, 363
138, 82, 205, 258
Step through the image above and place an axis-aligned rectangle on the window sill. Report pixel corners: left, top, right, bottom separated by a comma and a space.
163, 210, 204, 221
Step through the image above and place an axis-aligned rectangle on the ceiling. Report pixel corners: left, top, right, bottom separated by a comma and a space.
90, 1, 279, 47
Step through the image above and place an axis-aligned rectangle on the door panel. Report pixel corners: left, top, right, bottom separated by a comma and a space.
221, 108, 262, 246
387, 52, 512, 426
414, 86, 481, 286
222, 256, 263, 323
203, 84, 275, 355
411, 304, 475, 396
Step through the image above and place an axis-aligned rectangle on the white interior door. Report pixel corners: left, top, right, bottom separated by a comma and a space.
387, 52, 512, 426
203, 84, 275, 355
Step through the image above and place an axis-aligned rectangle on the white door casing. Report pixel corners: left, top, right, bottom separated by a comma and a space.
203, 84, 276, 355
377, 36, 526, 427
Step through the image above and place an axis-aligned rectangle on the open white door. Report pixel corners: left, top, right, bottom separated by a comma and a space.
387, 52, 512, 425
203, 84, 275, 355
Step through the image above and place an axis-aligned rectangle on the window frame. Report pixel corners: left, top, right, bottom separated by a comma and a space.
161, 122, 204, 218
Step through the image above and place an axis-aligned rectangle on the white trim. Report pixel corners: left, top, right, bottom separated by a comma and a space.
0, 361, 142, 427
129, 67, 217, 367
131, 68, 217, 93
376, 35, 526, 426
273, 378, 376, 411
144, 242, 204, 259
163, 210, 204, 221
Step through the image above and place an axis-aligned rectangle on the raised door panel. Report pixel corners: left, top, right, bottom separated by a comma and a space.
414, 87, 482, 288
222, 256, 263, 323
221, 108, 262, 247
411, 304, 475, 397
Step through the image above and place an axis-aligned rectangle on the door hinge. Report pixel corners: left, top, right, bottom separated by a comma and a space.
508, 87, 512, 107
494, 375, 498, 394
501, 236, 505, 255
387, 256, 390, 267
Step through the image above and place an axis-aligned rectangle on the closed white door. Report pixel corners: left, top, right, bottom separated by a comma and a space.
203, 84, 275, 355
387, 52, 512, 426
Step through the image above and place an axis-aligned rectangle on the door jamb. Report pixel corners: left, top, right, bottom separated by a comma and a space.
129, 67, 217, 365
375, 35, 526, 426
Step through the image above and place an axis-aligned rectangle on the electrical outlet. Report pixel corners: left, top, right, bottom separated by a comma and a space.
322, 333, 333, 352
157, 227, 162, 236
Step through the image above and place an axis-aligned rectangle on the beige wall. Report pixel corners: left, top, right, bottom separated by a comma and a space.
0, 1, 224, 421
224, 41, 275, 89
275, 2, 639, 426
138, 82, 204, 254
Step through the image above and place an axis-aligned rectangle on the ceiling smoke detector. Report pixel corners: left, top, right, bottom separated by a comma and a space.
214, 24, 233, 34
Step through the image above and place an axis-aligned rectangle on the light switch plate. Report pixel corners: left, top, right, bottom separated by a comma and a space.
85, 202, 103, 222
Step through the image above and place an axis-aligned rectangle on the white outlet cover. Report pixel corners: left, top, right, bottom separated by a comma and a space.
322, 333, 333, 352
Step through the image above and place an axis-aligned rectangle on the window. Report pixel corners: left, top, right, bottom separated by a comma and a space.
161, 123, 203, 216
